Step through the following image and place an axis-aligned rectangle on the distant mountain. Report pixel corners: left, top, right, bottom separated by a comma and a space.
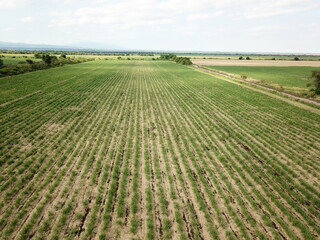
0, 41, 78, 50
71, 41, 128, 51
0, 41, 127, 51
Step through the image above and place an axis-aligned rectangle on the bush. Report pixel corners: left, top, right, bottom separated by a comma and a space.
239, 56, 243, 60
294, 57, 300, 61
0, 56, 93, 78
0, 59, 3, 68
241, 74, 247, 80
34, 53, 42, 59
174, 57, 192, 65
311, 70, 320, 94
42, 54, 58, 65
159, 54, 192, 65
160, 54, 177, 60
246, 57, 251, 60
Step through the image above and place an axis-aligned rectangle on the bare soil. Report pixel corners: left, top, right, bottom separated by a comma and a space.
192, 59, 320, 67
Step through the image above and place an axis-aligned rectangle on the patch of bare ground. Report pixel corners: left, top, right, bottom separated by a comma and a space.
192, 59, 320, 67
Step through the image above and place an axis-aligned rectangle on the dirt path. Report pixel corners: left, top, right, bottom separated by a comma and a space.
192, 65, 320, 114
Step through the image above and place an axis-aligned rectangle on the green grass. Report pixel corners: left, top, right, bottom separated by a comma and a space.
206, 66, 319, 89
0, 55, 42, 64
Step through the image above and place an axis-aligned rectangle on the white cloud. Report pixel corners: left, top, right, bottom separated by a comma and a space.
250, 25, 286, 33
187, 11, 224, 21
3, 27, 16, 31
0, 0, 28, 9
244, 0, 317, 18
48, 0, 319, 29
50, 0, 175, 28
49, 0, 234, 28
20, 16, 35, 22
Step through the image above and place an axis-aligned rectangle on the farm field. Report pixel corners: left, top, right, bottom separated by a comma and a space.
205, 66, 318, 89
192, 59, 320, 67
0, 55, 42, 65
184, 54, 320, 61
0, 60, 320, 240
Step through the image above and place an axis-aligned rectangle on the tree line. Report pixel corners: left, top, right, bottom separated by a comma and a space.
160, 54, 192, 65
0, 54, 93, 78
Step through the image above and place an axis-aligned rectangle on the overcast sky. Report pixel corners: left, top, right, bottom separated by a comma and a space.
1, 0, 319, 53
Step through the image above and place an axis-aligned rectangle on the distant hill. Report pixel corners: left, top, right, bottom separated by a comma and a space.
0, 41, 127, 51
72, 41, 128, 51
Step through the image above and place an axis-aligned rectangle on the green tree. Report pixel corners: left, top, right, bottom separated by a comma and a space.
34, 53, 42, 59
160, 54, 177, 60
42, 54, 57, 65
294, 56, 300, 61
311, 70, 320, 94
239, 56, 243, 60
174, 57, 192, 65
0, 59, 3, 68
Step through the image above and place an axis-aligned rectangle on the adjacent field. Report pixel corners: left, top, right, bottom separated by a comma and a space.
0, 60, 319, 240
184, 54, 320, 61
192, 59, 320, 67
0, 56, 42, 65
205, 66, 318, 89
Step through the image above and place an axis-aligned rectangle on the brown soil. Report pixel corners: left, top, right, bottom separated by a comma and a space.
192, 59, 320, 67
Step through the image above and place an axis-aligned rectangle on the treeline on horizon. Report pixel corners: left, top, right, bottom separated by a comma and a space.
1, 49, 319, 58
160, 54, 192, 65
0, 54, 93, 78
0, 49, 156, 56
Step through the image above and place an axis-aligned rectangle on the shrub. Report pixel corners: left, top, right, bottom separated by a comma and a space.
160, 54, 177, 60
160, 54, 192, 65
34, 53, 42, 59
241, 74, 247, 80
174, 57, 192, 65
42, 54, 58, 65
239, 56, 243, 60
311, 70, 320, 94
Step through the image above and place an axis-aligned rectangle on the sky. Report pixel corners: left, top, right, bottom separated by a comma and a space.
0, 0, 320, 53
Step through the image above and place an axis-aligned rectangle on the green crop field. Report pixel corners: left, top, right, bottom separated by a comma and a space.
0, 54, 41, 64
0, 60, 319, 240
205, 66, 319, 89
